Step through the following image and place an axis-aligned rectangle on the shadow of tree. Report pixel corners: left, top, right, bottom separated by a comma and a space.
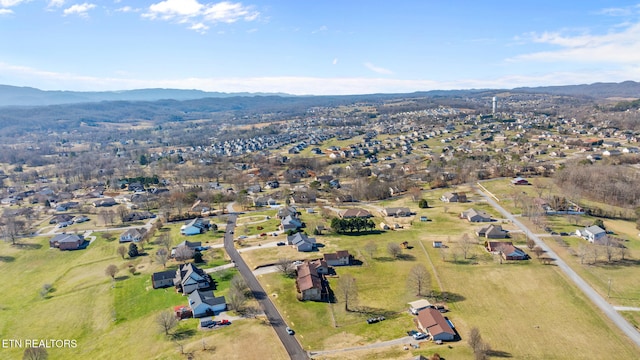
14, 242, 42, 250
170, 328, 196, 340
115, 275, 130, 281
487, 350, 513, 358
373, 256, 394, 262
397, 254, 416, 261
0, 255, 15, 262
431, 291, 466, 303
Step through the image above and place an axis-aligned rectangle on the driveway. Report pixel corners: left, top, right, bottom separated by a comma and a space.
475, 185, 640, 348
309, 336, 414, 357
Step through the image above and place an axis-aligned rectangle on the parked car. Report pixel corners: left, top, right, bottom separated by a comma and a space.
238, 235, 248, 239
259, 233, 267, 237
272, 232, 278, 236
276, 242, 285, 246
286, 327, 294, 335
413, 332, 427, 340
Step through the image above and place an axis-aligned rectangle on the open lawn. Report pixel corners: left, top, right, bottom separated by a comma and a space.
254, 219, 640, 359
0, 232, 277, 360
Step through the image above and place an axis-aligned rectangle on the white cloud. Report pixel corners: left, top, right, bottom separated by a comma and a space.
510, 22, 640, 64
47, 0, 65, 8
0, 0, 26, 7
332, 58, 338, 65
115, 6, 138, 13
312, 25, 328, 34
63, 3, 96, 17
143, 0, 258, 32
0, 8, 13, 15
364, 62, 393, 75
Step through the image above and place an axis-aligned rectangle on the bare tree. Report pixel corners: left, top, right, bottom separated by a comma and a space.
407, 264, 431, 296
364, 241, 378, 258
458, 233, 473, 260
156, 310, 178, 336
589, 244, 600, 264
338, 274, 358, 311
157, 232, 172, 250
532, 246, 544, 259
230, 273, 249, 295
105, 264, 118, 280
23, 346, 48, 360
526, 237, 536, 250
276, 258, 295, 277
618, 245, 629, 261
174, 245, 194, 262
1, 215, 26, 245
227, 286, 246, 312
116, 205, 129, 224
39, 283, 53, 299
117, 245, 126, 259
468, 327, 483, 353
602, 237, 617, 263
577, 244, 588, 265
387, 242, 402, 259
156, 248, 169, 268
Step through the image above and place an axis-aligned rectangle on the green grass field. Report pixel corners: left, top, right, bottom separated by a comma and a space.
0, 228, 286, 359
252, 203, 640, 359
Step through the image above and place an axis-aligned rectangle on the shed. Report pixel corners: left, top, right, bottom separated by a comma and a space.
408, 299, 433, 315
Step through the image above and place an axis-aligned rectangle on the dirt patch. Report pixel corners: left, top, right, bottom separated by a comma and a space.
322, 332, 366, 350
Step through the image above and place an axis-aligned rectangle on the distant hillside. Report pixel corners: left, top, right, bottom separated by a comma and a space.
0, 85, 289, 107
513, 81, 640, 98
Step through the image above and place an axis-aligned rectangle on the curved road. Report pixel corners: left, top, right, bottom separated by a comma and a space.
223, 214, 309, 360
475, 186, 640, 349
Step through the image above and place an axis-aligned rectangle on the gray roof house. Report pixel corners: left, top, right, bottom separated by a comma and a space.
287, 232, 316, 252
174, 263, 212, 294
188, 289, 226, 317
476, 224, 508, 238
119, 228, 146, 243
576, 225, 607, 243
280, 215, 303, 231
460, 208, 492, 222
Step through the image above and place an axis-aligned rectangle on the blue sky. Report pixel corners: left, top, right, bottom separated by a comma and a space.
1, 1, 640, 95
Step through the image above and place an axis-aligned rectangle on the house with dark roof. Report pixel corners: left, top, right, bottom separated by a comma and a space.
287, 232, 316, 252
440, 192, 467, 203
460, 208, 492, 222
151, 270, 176, 289
49, 233, 84, 251
382, 207, 412, 217
295, 261, 324, 301
188, 289, 226, 317
180, 218, 209, 236
280, 215, 303, 231
511, 177, 530, 185
323, 250, 350, 266
92, 197, 116, 207
416, 308, 456, 342
476, 224, 508, 239
340, 208, 372, 218
174, 263, 212, 294
485, 241, 528, 260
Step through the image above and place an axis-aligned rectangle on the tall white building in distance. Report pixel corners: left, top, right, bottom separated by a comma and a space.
492, 96, 497, 115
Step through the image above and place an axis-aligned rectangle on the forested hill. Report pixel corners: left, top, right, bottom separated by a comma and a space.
513, 81, 640, 98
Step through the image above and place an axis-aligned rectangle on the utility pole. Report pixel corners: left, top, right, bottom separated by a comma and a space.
608, 278, 612, 298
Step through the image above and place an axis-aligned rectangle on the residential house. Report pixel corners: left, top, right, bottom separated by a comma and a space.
92, 197, 116, 207
408, 299, 433, 315
382, 207, 412, 217
460, 208, 492, 222
476, 224, 508, 239
49, 233, 84, 251
253, 196, 277, 207
49, 214, 74, 224
576, 225, 607, 244
416, 308, 456, 342
277, 206, 298, 219
180, 218, 210, 236
440, 192, 467, 203
174, 263, 212, 294
287, 232, 316, 252
485, 241, 528, 260
124, 211, 155, 222
335, 194, 356, 203
151, 270, 176, 289
175, 240, 202, 251
280, 215, 303, 232
188, 289, 226, 317
295, 261, 324, 301
119, 228, 146, 243
323, 250, 350, 266
340, 208, 372, 218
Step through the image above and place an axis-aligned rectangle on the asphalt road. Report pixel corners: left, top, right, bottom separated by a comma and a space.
223, 214, 309, 360
475, 186, 640, 349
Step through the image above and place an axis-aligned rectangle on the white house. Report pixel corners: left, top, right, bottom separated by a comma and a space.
576, 225, 607, 243
188, 290, 226, 318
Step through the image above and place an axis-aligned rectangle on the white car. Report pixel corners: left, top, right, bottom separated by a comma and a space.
412, 332, 427, 340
